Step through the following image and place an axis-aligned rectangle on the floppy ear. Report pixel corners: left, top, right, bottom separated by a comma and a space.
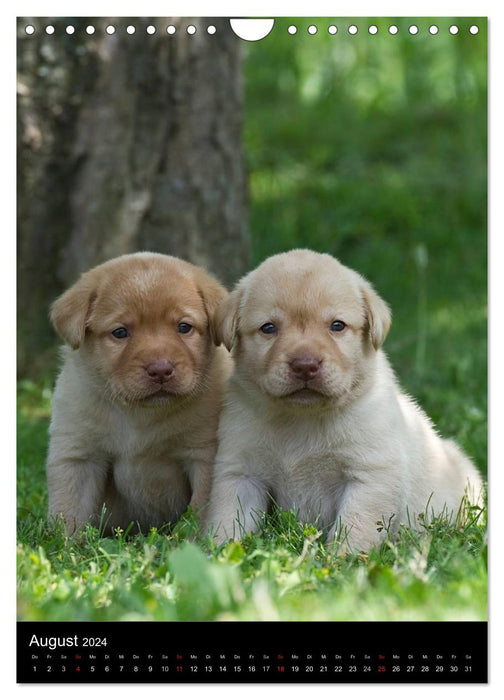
213, 287, 243, 350
360, 280, 391, 350
50, 273, 97, 349
195, 270, 229, 344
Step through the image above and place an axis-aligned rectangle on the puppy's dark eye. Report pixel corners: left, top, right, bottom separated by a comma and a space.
111, 327, 129, 339
177, 322, 193, 334
260, 322, 277, 335
330, 320, 346, 332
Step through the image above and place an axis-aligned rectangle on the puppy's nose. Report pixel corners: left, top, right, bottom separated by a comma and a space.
289, 357, 321, 381
145, 360, 175, 383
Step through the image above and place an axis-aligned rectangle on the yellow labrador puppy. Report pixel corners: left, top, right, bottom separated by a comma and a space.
206, 249, 483, 551
47, 252, 231, 534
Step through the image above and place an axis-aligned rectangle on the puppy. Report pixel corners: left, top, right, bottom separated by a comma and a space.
205, 249, 483, 551
47, 252, 231, 534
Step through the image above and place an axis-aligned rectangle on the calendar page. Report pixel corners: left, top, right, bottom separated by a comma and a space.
16, 16, 487, 683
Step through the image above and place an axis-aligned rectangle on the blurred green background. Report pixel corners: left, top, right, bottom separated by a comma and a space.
244, 17, 487, 472
18, 16, 487, 524
17, 17, 487, 623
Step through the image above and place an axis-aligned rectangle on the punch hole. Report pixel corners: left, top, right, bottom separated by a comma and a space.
348, 25, 358, 35
368, 25, 378, 35
470, 25, 479, 34
106, 25, 116, 35
25, 25, 35, 35
229, 19, 274, 41
288, 25, 297, 35
187, 25, 196, 35
127, 25, 135, 35
308, 25, 318, 35
328, 25, 338, 35
66, 25, 75, 35
429, 25, 439, 35
207, 25, 216, 34
146, 25, 156, 35
45, 25, 55, 35
167, 25, 176, 35
409, 25, 419, 35
449, 25, 459, 35
389, 25, 398, 35
86, 26, 95, 35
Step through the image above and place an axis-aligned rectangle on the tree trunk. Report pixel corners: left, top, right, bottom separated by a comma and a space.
17, 17, 249, 376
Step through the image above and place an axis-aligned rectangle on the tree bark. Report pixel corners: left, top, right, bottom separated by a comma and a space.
17, 17, 249, 376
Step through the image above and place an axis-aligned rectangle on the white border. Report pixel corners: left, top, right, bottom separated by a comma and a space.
4, 2, 501, 698
6, 1, 502, 16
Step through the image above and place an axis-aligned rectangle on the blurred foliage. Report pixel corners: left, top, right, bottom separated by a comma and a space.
17, 20, 487, 622
243, 17, 487, 470
17, 18, 487, 470
244, 18, 486, 260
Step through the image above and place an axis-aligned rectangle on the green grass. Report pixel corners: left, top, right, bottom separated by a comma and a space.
17, 17, 487, 622
17, 383, 487, 623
